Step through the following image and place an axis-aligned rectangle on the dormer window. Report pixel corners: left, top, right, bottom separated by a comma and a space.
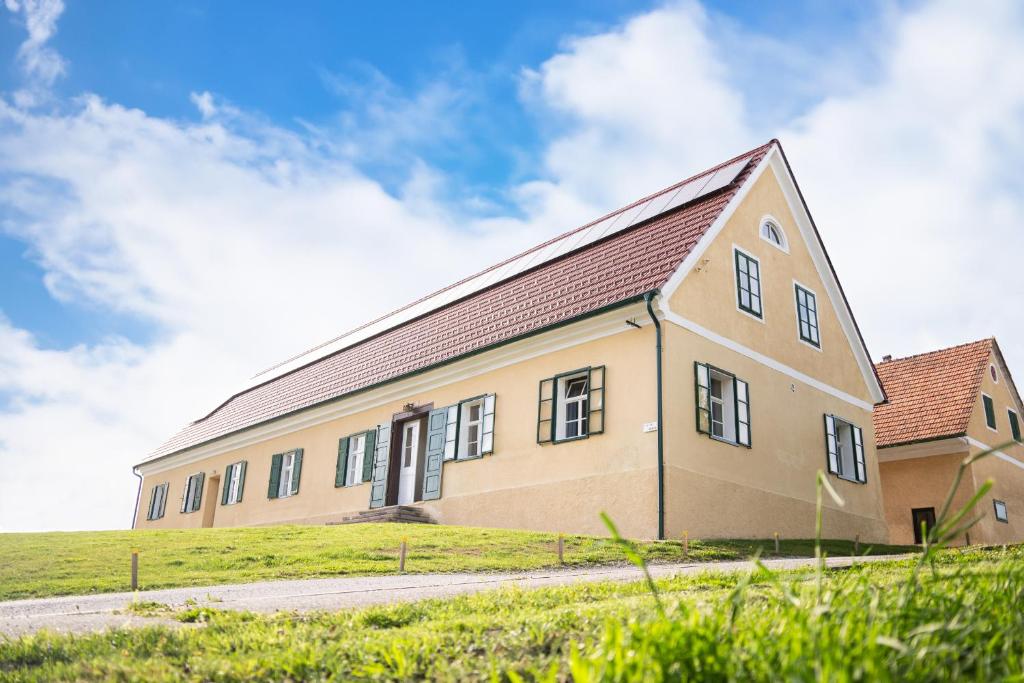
759, 217, 788, 252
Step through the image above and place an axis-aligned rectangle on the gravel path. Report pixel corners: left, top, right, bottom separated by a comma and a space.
0, 554, 911, 637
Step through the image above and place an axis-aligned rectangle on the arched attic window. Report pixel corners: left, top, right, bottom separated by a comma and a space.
760, 217, 788, 252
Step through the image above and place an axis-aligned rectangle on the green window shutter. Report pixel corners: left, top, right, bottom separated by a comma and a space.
335, 437, 350, 488
290, 449, 303, 495
422, 407, 448, 501
268, 453, 283, 499
735, 378, 751, 447
369, 424, 391, 508
695, 362, 711, 434
853, 426, 866, 483
481, 394, 496, 454
588, 367, 605, 436
221, 465, 232, 505
236, 462, 247, 502
537, 377, 555, 443
191, 472, 205, 512
1010, 410, 1021, 442
824, 415, 839, 475
362, 429, 376, 482
983, 395, 996, 429
147, 485, 158, 521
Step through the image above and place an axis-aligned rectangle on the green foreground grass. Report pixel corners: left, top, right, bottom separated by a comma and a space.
1, 546, 1021, 681
0, 524, 915, 601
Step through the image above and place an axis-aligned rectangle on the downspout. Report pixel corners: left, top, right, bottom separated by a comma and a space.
644, 291, 665, 540
131, 467, 143, 530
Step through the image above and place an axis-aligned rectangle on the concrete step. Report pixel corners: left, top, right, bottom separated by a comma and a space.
327, 505, 435, 525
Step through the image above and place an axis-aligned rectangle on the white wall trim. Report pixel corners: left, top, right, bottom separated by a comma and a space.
658, 299, 874, 411
967, 437, 1024, 471
877, 436, 969, 462
661, 143, 885, 404
138, 302, 651, 476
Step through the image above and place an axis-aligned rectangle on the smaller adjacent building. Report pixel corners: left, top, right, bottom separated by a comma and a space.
874, 338, 1024, 545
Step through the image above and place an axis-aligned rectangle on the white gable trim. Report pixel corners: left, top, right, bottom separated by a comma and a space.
967, 437, 1024, 471
661, 142, 885, 404
659, 302, 874, 412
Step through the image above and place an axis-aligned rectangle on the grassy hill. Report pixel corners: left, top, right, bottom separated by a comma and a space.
0, 545, 1019, 681
0, 523, 915, 600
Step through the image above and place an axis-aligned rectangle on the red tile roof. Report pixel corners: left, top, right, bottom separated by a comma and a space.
873, 339, 994, 448
143, 142, 773, 463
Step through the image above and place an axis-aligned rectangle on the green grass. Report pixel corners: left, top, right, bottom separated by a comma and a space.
1, 546, 1020, 681
0, 524, 916, 601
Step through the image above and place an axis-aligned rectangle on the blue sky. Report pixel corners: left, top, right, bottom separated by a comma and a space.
2, 0, 1023, 531
0, 0, 879, 348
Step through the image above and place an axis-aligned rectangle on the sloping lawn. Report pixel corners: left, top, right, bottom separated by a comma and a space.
0, 523, 916, 600
0, 546, 1018, 681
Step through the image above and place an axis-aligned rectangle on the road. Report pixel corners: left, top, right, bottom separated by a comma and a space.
0, 554, 910, 637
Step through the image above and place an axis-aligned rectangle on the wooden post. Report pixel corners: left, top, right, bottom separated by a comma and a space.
773, 532, 780, 555
854, 534, 860, 554
557, 535, 565, 565
682, 531, 689, 560
399, 539, 407, 573
965, 532, 971, 547
130, 549, 139, 591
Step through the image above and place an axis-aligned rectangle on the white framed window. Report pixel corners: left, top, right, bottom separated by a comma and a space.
982, 393, 997, 431
537, 367, 605, 444
279, 451, 296, 498
345, 434, 366, 487
994, 499, 1009, 523
147, 482, 169, 520
695, 362, 750, 447
559, 374, 589, 440
824, 414, 866, 483
734, 248, 763, 318
180, 472, 205, 513
759, 216, 788, 252
794, 283, 820, 348
270, 449, 303, 500
223, 461, 247, 505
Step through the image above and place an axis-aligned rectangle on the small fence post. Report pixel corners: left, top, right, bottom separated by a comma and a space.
773, 532, 780, 555
854, 534, 860, 555
130, 549, 139, 591
964, 532, 971, 547
399, 538, 407, 573
557, 535, 565, 565
682, 530, 689, 560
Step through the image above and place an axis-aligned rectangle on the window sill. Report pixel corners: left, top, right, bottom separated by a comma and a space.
451, 453, 488, 462
552, 434, 591, 445
706, 434, 750, 449
832, 473, 866, 485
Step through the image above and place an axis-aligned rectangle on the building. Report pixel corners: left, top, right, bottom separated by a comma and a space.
874, 338, 1024, 545
134, 139, 890, 541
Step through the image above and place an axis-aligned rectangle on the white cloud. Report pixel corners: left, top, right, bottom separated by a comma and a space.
1, 0, 1023, 530
4, 0, 66, 105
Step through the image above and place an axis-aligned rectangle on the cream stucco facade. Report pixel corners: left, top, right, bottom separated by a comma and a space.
879, 349, 1024, 545
135, 147, 890, 541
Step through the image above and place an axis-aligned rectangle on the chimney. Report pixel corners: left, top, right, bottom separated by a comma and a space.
881, 354, 892, 362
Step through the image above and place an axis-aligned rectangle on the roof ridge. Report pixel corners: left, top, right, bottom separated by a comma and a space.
254, 140, 775, 380
876, 337, 993, 366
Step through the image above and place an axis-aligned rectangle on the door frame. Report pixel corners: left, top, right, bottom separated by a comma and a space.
385, 403, 433, 506
911, 507, 936, 545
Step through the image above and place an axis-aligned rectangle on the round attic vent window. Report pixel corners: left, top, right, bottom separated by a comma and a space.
991, 364, 999, 383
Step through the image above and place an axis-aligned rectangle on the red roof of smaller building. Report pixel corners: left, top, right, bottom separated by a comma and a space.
873, 339, 994, 448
